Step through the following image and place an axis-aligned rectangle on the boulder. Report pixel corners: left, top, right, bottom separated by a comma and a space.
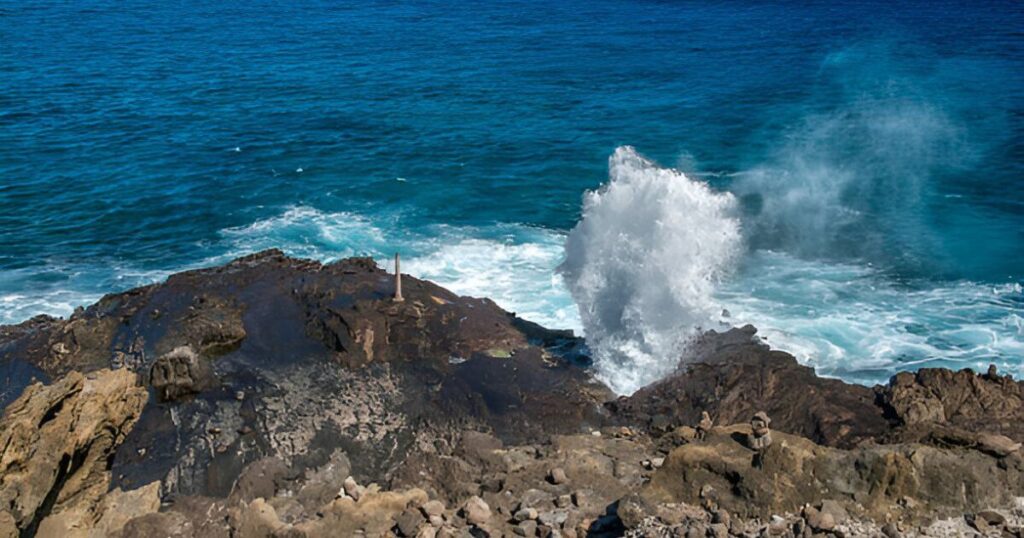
462, 496, 491, 526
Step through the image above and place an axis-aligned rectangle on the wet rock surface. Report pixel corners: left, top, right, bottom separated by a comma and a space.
1, 251, 1022, 537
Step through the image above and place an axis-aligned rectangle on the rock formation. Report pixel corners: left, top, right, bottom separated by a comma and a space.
0, 368, 154, 537
0, 251, 1021, 537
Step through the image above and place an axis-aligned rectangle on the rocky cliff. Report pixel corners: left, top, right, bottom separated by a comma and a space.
0, 251, 1021, 537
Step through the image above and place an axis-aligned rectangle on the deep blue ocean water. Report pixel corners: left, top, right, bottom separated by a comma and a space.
2, 0, 1022, 392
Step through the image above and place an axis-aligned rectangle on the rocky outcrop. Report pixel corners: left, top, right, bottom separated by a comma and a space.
880, 366, 1024, 442
0, 368, 153, 537
0, 250, 609, 503
610, 325, 891, 448
1, 251, 1022, 537
638, 424, 1024, 522
612, 325, 1024, 453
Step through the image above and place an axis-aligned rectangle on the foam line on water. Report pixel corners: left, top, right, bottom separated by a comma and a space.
216, 206, 582, 332
715, 250, 1024, 384
3, 202, 1021, 395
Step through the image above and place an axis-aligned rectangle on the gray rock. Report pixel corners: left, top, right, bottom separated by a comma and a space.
818, 500, 848, 525
396, 508, 425, 537
538, 510, 568, 528
519, 489, 554, 510
514, 520, 538, 537
514, 508, 538, 522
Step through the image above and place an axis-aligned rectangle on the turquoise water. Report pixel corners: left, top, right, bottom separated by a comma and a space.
2, 1, 1022, 392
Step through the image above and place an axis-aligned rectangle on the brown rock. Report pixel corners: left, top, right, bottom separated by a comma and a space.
0, 369, 147, 536
640, 424, 1024, 522
880, 367, 1024, 439
975, 510, 1007, 527
802, 506, 835, 532
230, 498, 286, 537
613, 326, 890, 448
708, 522, 729, 538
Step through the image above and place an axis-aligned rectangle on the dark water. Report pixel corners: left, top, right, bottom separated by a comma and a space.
2, 1, 1022, 390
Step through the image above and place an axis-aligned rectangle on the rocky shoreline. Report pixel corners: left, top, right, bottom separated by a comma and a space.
0, 250, 1021, 537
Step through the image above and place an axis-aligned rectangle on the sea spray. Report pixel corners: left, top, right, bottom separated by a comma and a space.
559, 146, 742, 394
732, 43, 984, 277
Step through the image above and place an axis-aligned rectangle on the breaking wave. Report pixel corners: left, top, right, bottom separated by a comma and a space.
559, 146, 742, 394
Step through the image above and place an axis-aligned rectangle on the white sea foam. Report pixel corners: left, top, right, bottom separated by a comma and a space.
715, 250, 1024, 384
217, 206, 582, 333
0, 290, 101, 325
401, 234, 579, 332
3, 196, 1020, 394
559, 146, 742, 394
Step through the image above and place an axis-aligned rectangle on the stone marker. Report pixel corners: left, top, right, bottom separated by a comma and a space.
394, 253, 404, 302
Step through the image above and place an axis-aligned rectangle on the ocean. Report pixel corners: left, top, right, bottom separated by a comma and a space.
2, 0, 1022, 393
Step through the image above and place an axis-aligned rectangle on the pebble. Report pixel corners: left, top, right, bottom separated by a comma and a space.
548, 468, 568, 485
514, 508, 538, 522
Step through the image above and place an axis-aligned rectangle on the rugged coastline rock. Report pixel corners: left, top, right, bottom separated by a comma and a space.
0, 368, 154, 537
1, 250, 1022, 537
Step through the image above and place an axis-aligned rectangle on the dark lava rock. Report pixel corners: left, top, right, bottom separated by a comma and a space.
4, 250, 1023, 538
0, 250, 611, 499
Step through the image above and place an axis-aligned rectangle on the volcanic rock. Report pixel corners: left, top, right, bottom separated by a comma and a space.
2, 252, 1023, 538
0, 251, 610, 501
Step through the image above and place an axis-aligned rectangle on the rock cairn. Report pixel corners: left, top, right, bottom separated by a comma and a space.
749, 411, 772, 467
